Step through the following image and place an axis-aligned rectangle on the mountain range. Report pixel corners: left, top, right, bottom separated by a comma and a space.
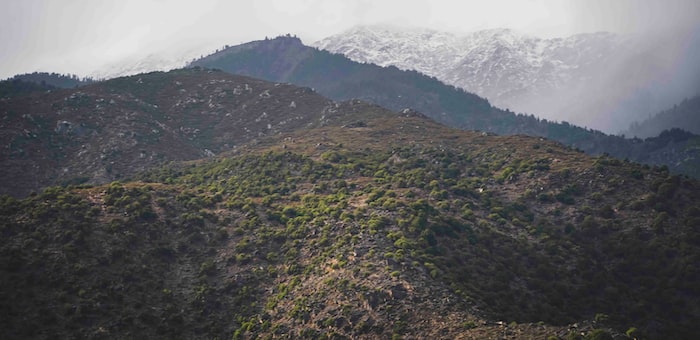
3, 35, 699, 199
2, 26, 700, 339
313, 25, 700, 134
2, 67, 700, 339
190, 35, 700, 178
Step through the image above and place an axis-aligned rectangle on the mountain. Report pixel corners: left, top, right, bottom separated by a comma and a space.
2, 72, 699, 338
3, 39, 697, 200
626, 94, 700, 138
314, 26, 618, 112
0, 72, 95, 99
0, 67, 385, 198
189, 36, 700, 178
7, 72, 94, 88
313, 25, 700, 133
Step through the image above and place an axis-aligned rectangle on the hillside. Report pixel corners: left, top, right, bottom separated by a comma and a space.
190, 36, 700, 178
0, 67, 379, 198
2, 104, 699, 338
626, 95, 700, 138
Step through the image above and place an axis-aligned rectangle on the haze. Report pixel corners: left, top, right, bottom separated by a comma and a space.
1, 0, 697, 79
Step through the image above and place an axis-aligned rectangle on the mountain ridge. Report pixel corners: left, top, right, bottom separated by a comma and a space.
190, 35, 700, 178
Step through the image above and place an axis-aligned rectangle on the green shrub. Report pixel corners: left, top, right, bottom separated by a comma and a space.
282, 206, 298, 217
585, 329, 612, 340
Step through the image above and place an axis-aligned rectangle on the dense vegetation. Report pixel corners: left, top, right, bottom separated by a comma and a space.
191, 36, 700, 178
2, 112, 699, 339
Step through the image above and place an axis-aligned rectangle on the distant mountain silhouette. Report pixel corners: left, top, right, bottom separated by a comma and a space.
626, 94, 700, 138
8, 72, 94, 88
0, 78, 56, 98
190, 36, 700, 178
0, 72, 96, 99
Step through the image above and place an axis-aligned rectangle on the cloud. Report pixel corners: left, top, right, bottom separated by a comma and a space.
568, 0, 700, 36
1, 0, 699, 79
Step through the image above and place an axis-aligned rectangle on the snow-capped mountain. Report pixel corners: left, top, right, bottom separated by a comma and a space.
314, 25, 698, 133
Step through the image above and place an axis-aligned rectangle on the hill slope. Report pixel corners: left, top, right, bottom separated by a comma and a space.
2, 106, 699, 339
190, 36, 700, 178
0, 67, 386, 197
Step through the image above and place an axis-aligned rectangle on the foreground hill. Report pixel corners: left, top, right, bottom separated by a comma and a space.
0, 68, 378, 197
190, 36, 700, 178
2, 101, 699, 338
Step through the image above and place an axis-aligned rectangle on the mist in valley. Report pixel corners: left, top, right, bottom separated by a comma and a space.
530, 24, 700, 134
521, 0, 700, 134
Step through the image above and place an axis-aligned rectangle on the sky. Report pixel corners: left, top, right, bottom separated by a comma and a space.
1, 0, 699, 79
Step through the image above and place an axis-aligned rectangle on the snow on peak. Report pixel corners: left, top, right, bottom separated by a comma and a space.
312, 25, 625, 129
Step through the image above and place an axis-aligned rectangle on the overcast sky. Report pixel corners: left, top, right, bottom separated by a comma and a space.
1, 0, 699, 79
